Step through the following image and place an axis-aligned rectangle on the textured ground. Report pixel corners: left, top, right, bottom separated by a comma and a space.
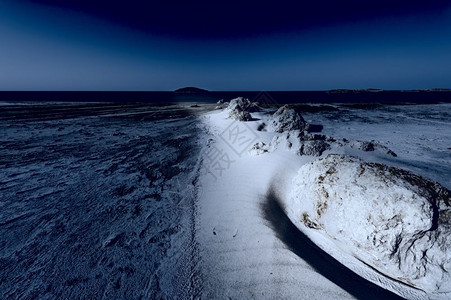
300, 103, 451, 189
196, 102, 450, 299
0, 103, 205, 299
1, 101, 449, 299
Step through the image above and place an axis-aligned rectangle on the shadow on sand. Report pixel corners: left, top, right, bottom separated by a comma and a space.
261, 186, 404, 300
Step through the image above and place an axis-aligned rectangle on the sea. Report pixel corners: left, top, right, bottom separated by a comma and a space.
1, 90, 450, 104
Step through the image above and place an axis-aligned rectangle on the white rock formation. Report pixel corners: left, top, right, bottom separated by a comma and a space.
287, 154, 451, 296
270, 131, 331, 156
249, 129, 397, 158
270, 105, 308, 133
215, 99, 229, 109
225, 97, 259, 121
249, 131, 332, 157
228, 108, 252, 121
227, 97, 259, 112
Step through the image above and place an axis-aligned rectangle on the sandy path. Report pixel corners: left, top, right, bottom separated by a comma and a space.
196, 110, 353, 299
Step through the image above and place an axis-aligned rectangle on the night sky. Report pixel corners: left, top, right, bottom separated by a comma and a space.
1, 1, 450, 91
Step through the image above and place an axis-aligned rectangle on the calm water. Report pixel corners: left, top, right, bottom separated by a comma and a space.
1, 91, 450, 104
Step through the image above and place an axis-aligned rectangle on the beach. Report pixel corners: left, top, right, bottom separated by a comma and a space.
0, 103, 206, 298
196, 101, 450, 299
1, 100, 450, 299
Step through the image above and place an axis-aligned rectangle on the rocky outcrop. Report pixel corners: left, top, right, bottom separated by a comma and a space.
215, 99, 229, 109
297, 140, 331, 156
287, 154, 451, 295
248, 142, 268, 156
225, 97, 259, 121
228, 108, 252, 121
249, 131, 332, 157
227, 97, 259, 112
249, 128, 398, 159
351, 140, 397, 157
270, 105, 308, 133
238, 102, 396, 159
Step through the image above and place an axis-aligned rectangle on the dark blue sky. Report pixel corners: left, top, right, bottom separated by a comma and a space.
1, 0, 450, 90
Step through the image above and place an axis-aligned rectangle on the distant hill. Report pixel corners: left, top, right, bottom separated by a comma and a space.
407, 88, 451, 92
327, 88, 451, 93
174, 87, 209, 93
327, 88, 384, 94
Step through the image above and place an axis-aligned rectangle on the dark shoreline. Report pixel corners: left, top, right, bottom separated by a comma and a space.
1, 90, 450, 104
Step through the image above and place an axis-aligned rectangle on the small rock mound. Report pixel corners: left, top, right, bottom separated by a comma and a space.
270, 105, 308, 133
215, 99, 229, 109
287, 154, 451, 295
226, 97, 259, 121
248, 142, 268, 156
228, 108, 252, 121
297, 140, 331, 156
227, 97, 259, 112
249, 131, 332, 157
352, 140, 397, 157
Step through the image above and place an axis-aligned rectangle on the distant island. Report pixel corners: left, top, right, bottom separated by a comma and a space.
174, 87, 209, 93
327, 88, 384, 94
327, 88, 451, 93
406, 88, 451, 93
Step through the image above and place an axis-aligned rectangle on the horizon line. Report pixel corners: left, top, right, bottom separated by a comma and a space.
0, 88, 450, 93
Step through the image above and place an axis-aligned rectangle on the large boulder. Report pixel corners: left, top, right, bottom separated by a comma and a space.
270, 105, 308, 133
287, 154, 451, 296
